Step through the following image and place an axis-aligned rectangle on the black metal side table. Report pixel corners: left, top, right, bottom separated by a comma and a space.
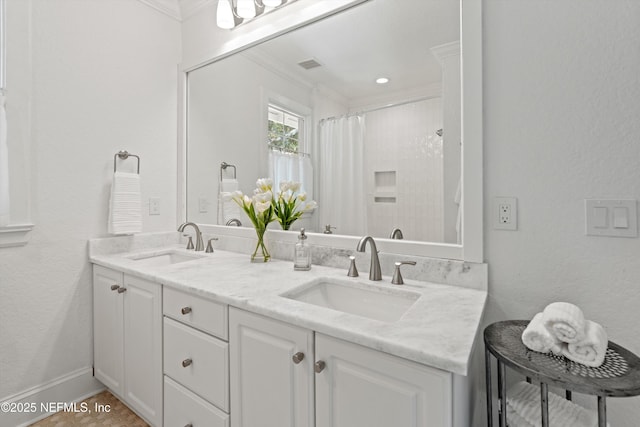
484, 320, 640, 427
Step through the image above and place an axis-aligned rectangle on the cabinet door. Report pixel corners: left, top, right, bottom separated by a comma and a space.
123, 275, 163, 427
93, 266, 124, 396
230, 308, 314, 427
315, 334, 453, 427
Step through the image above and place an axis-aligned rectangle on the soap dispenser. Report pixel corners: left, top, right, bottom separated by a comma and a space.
294, 228, 311, 271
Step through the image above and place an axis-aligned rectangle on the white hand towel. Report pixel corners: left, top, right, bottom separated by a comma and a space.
108, 172, 142, 235
563, 320, 608, 368
220, 178, 238, 193
507, 381, 610, 427
219, 180, 241, 224
506, 404, 535, 427
522, 313, 563, 354
543, 302, 586, 344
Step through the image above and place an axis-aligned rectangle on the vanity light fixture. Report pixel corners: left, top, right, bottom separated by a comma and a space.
216, 0, 290, 29
216, 0, 236, 29
375, 77, 390, 84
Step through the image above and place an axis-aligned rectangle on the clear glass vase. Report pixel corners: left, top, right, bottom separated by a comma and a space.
251, 227, 270, 262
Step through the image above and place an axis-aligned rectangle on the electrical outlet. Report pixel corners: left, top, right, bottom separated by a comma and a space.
499, 203, 511, 224
149, 197, 160, 215
494, 197, 517, 230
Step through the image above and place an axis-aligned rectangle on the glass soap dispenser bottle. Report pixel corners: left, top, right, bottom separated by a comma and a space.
294, 228, 311, 271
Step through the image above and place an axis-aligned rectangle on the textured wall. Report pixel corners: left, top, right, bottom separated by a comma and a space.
480, 1, 640, 425
0, 0, 180, 400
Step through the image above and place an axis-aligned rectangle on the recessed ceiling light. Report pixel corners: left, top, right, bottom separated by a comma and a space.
376, 77, 390, 84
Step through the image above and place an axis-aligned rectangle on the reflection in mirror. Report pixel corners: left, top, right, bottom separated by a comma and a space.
187, 0, 461, 244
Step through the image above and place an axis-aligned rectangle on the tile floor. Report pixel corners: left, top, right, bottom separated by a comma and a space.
30, 390, 148, 427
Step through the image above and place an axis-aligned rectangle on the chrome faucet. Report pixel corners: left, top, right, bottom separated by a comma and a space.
178, 222, 204, 251
389, 228, 404, 239
356, 236, 382, 281
226, 218, 242, 226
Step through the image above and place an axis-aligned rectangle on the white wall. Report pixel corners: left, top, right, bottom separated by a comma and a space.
480, 1, 640, 425
0, 0, 180, 422
187, 53, 312, 225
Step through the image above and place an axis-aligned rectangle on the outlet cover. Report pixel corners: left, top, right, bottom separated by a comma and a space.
149, 197, 160, 215
494, 197, 517, 230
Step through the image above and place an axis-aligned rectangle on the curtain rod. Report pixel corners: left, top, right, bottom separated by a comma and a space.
318, 95, 439, 124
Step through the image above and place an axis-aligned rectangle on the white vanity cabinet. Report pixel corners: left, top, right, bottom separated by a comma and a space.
163, 287, 230, 427
92, 265, 162, 427
229, 307, 315, 427
229, 308, 454, 427
315, 334, 452, 427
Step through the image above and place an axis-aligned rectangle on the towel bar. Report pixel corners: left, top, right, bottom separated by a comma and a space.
114, 150, 140, 174
220, 161, 236, 181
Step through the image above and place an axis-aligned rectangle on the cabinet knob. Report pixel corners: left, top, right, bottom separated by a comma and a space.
117, 287, 127, 293
110, 284, 120, 291
182, 358, 193, 368
181, 307, 192, 315
314, 360, 326, 373
292, 352, 305, 364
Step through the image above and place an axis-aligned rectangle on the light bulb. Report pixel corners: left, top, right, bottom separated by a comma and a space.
262, 0, 283, 7
216, 0, 235, 29
237, 0, 256, 19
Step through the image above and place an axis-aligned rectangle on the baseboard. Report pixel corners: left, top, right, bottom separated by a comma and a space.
0, 367, 104, 427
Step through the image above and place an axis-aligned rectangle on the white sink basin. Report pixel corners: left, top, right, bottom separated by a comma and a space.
127, 250, 205, 267
282, 277, 420, 322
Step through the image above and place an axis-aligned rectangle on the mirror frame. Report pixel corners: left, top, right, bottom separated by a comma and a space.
177, 0, 482, 262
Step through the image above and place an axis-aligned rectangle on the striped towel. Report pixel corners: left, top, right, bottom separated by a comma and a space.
108, 172, 142, 235
506, 381, 609, 427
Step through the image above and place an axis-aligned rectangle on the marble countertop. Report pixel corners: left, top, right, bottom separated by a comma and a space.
90, 244, 487, 376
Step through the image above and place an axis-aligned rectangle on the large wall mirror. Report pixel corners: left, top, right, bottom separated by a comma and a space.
183, 0, 483, 262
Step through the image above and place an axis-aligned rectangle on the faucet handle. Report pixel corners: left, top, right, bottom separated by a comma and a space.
391, 261, 416, 285
205, 238, 219, 253
347, 256, 359, 277
186, 236, 194, 250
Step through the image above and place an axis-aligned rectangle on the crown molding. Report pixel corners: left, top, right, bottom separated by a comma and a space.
136, 0, 182, 21
430, 41, 461, 64
180, 0, 213, 20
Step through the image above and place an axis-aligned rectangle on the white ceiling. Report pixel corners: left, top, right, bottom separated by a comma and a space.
249, 0, 459, 103
137, 0, 460, 103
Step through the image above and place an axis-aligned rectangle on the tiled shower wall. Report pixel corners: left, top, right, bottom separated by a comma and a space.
364, 98, 445, 242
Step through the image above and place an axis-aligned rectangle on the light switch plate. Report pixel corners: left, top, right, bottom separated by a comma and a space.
585, 199, 637, 237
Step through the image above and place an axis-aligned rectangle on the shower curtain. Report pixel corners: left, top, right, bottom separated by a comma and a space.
318, 115, 366, 236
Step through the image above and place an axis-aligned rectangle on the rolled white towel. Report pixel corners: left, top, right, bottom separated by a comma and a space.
506, 403, 535, 427
521, 313, 563, 354
507, 381, 610, 427
562, 320, 608, 368
543, 302, 586, 344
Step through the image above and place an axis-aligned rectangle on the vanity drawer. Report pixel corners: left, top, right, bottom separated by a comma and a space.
164, 376, 229, 427
163, 286, 228, 340
164, 317, 229, 411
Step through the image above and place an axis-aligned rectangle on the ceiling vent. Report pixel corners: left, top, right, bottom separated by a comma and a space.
297, 58, 322, 70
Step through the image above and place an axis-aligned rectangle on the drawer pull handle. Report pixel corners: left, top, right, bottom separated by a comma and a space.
110, 285, 120, 291
182, 358, 193, 368
292, 352, 305, 364
184, 424, 193, 427
181, 307, 192, 315
314, 360, 326, 373
117, 287, 127, 293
